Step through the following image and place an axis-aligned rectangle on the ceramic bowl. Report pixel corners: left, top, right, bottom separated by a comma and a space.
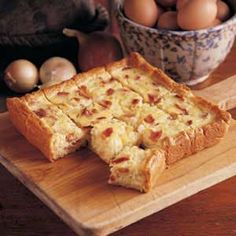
116, 0, 236, 85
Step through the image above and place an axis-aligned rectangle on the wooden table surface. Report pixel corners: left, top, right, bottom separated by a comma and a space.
0, 5, 236, 235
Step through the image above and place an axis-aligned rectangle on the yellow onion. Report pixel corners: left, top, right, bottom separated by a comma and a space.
39, 57, 77, 87
4, 59, 38, 93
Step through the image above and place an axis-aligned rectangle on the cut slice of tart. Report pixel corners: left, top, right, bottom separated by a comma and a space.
90, 118, 141, 163
109, 146, 166, 192
7, 90, 87, 161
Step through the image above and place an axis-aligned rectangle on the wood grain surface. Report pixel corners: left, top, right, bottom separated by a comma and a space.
0, 112, 235, 236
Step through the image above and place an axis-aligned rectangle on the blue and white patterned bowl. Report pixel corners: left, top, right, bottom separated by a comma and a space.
116, 0, 236, 85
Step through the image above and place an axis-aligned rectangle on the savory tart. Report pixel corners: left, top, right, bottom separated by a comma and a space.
7, 52, 231, 192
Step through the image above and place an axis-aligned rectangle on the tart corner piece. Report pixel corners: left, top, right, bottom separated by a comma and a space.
108, 146, 166, 192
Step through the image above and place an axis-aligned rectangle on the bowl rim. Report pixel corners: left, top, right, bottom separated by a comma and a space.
116, 5, 236, 36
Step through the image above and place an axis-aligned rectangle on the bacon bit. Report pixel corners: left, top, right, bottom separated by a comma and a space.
72, 97, 80, 102
34, 108, 47, 118
169, 113, 178, 120
117, 168, 129, 173
57, 92, 69, 96
102, 127, 113, 138
144, 115, 155, 124
106, 88, 114, 96
150, 130, 162, 142
122, 66, 132, 71
97, 117, 106, 120
187, 120, 193, 126
175, 94, 184, 101
135, 76, 141, 80
82, 108, 93, 116
148, 94, 161, 105
175, 104, 189, 115
111, 156, 130, 164
109, 77, 116, 83
99, 100, 112, 108
109, 175, 116, 182
132, 98, 140, 105
125, 74, 129, 79
78, 85, 90, 99
201, 112, 208, 118
66, 133, 75, 142
92, 108, 97, 113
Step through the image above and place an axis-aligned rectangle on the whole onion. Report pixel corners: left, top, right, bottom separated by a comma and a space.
4, 59, 38, 93
39, 57, 77, 87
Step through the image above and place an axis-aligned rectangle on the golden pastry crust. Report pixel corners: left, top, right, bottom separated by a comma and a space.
109, 146, 166, 192
7, 91, 87, 161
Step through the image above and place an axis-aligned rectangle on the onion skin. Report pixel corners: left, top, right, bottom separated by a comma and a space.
39, 57, 77, 85
4, 59, 38, 93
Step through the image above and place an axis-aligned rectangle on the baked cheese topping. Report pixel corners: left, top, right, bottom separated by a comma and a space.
91, 119, 140, 163
24, 93, 86, 157
109, 146, 165, 192
109, 67, 169, 103
109, 67, 215, 132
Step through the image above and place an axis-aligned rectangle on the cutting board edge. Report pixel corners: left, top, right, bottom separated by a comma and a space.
1, 151, 236, 236
84, 163, 236, 236
0, 154, 94, 236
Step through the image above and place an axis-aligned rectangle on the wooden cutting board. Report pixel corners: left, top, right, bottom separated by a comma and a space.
0, 76, 236, 236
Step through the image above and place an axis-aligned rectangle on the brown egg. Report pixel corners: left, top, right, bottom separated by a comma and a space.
209, 18, 222, 27
176, 0, 190, 10
124, 0, 161, 27
157, 11, 179, 30
177, 0, 218, 30
217, 0, 231, 21
156, 0, 177, 7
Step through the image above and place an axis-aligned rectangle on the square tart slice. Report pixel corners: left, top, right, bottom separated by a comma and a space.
43, 78, 112, 128
109, 146, 166, 192
106, 55, 169, 105
90, 118, 141, 163
7, 91, 87, 161
73, 66, 123, 100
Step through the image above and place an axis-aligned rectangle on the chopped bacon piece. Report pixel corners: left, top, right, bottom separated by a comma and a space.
34, 108, 47, 118
148, 94, 161, 105
92, 108, 97, 113
149, 130, 162, 142
122, 66, 132, 71
117, 168, 129, 173
174, 94, 184, 101
106, 88, 114, 96
66, 133, 75, 142
175, 104, 189, 115
99, 100, 112, 108
102, 127, 113, 138
135, 76, 141, 80
187, 120, 193, 125
132, 98, 140, 105
78, 85, 90, 99
124, 74, 129, 79
109, 77, 116, 83
72, 97, 80, 102
81, 108, 93, 116
169, 113, 178, 120
109, 175, 116, 182
111, 156, 130, 164
144, 115, 155, 124
57, 92, 69, 96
